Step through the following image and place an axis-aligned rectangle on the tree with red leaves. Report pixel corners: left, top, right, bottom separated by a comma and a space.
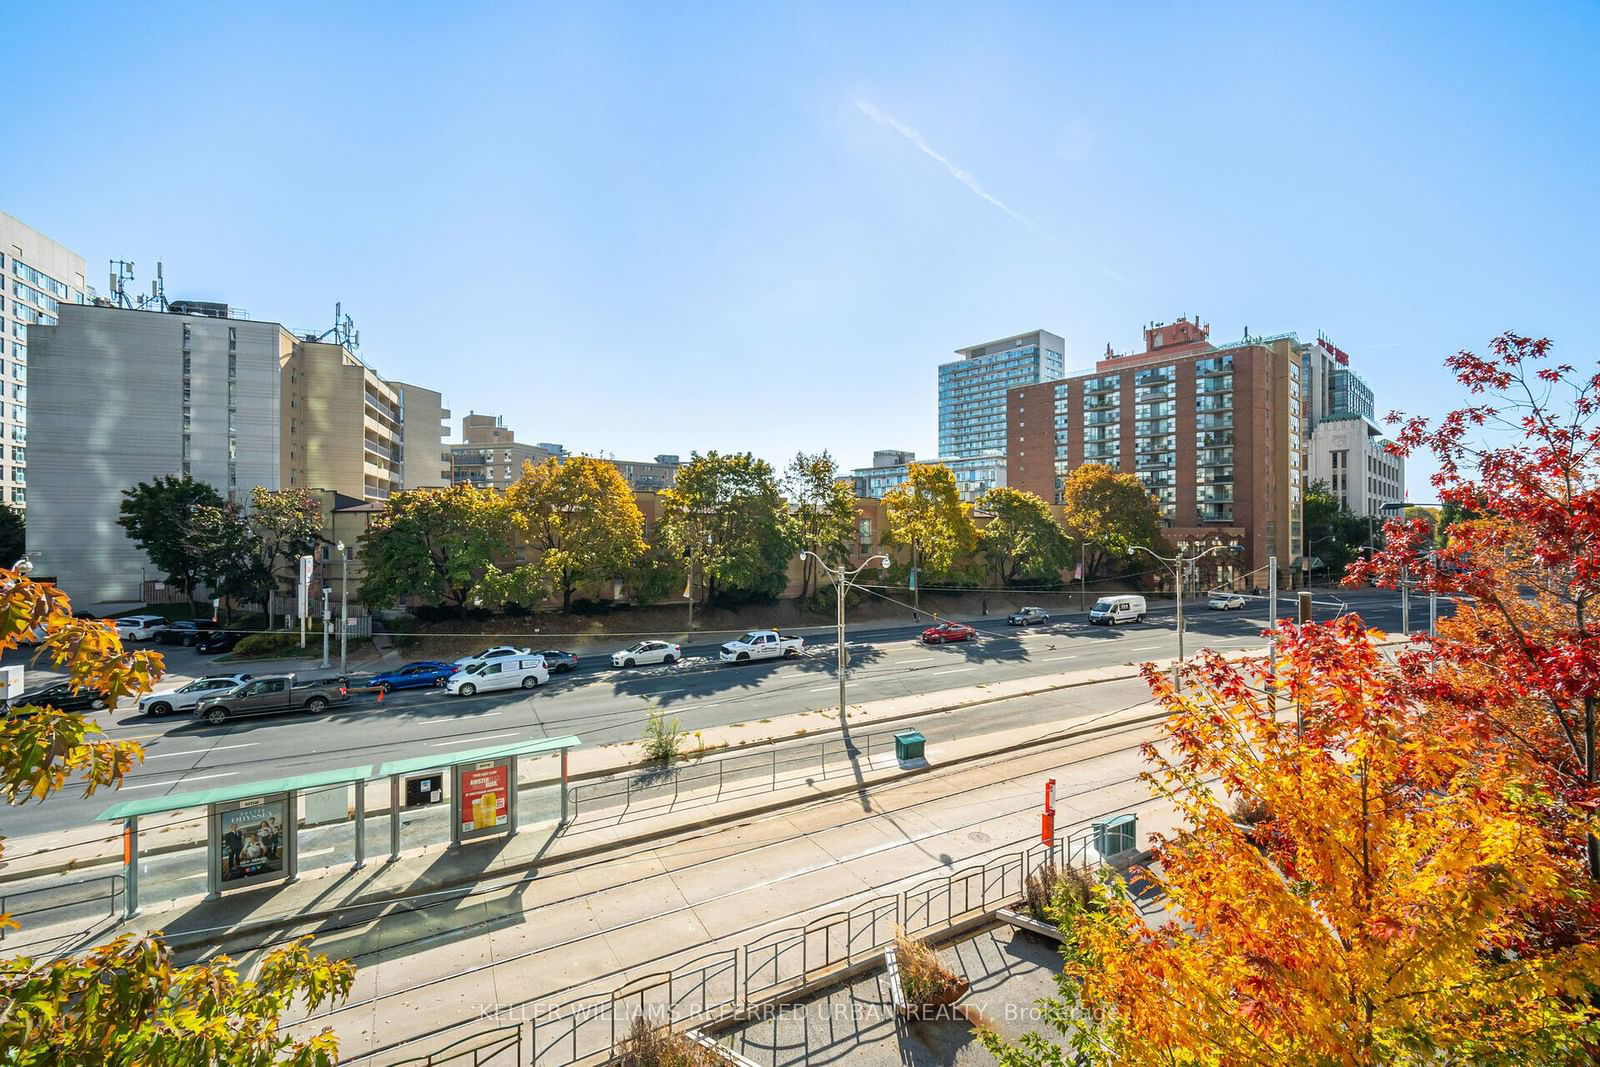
1347, 332, 1600, 880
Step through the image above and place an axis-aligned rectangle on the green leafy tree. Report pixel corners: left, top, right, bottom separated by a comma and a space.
359, 484, 510, 614
977, 486, 1071, 587
1303, 480, 1377, 578
0, 505, 23, 566
881, 463, 978, 609
1059, 464, 1166, 581
0, 565, 355, 1063
185, 502, 273, 622
782, 452, 860, 599
118, 475, 225, 607
659, 451, 798, 605
497, 456, 647, 611
250, 486, 325, 597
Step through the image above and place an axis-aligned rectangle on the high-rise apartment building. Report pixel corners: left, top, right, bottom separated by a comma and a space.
448, 413, 681, 491
29, 303, 285, 607
28, 303, 446, 610
1008, 317, 1303, 587
939, 330, 1065, 460
1300, 335, 1402, 516
391, 382, 451, 488
0, 213, 89, 510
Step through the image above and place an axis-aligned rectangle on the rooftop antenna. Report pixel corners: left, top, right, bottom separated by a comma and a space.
315, 301, 361, 353
137, 261, 169, 312
108, 260, 138, 309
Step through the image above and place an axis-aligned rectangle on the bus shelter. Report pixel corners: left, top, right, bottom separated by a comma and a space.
376, 734, 580, 856
96, 734, 581, 919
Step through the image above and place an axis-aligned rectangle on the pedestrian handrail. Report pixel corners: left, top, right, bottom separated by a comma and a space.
568, 729, 904, 822
347, 820, 1115, 1066
0, 873, 123, 940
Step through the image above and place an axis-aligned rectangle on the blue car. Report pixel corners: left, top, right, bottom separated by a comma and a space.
369, 660, 458, 693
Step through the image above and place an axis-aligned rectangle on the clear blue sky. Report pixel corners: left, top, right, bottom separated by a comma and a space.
10, 2, 1598, 493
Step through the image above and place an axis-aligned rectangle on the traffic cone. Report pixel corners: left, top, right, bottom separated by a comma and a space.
377, 687, 384, 703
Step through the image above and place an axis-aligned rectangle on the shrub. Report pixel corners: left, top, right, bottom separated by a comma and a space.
1230, 792, 1272, 825
232, 631, 301, 658
1023, 862, 1061, 922
642, 707, 685, 763
502, 601, 532, 618
892, 927, 962, 1004
614, 1016, 722, 1066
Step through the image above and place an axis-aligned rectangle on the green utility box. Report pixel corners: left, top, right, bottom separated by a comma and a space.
894, 730, 926, 762
1093, 813, 1137, 857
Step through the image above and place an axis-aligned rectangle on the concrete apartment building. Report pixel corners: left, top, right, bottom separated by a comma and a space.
392, 382, 451, 488
1300, 336, 1404, 516
449, 412, 681, 492
28, 302, 447, 611
29, 303, 286, 607
1008, 317, 1304, 589
1, 213, 90, 511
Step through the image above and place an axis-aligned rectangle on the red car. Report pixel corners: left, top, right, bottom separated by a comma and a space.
921, 621, 976, 644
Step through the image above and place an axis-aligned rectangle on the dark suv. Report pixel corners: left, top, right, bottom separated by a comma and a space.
193, 673, 350, 724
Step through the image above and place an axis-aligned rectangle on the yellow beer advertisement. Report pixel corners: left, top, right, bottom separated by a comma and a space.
458, 762, 509, 835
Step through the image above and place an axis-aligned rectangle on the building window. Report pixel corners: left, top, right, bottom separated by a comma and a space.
10, 487, 23, 504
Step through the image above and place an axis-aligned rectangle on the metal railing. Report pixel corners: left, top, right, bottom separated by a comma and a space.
0, 873, 123, 940
568, 729, 906, 823
351, 822, 1112, 1066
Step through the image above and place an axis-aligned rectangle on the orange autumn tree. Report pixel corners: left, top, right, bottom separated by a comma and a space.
0, 566, 356, 1065
983, 616, 1600, 1066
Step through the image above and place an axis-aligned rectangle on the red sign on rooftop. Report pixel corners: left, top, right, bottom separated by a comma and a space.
1317, 337, 1351, 366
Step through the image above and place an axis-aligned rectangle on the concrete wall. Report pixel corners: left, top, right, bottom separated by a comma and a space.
28, 305, 282, 612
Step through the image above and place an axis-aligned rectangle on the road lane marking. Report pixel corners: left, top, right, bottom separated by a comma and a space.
120, 771, 236, 790
141, 743, 259, 760
1040, 655, 1077, 663
899, 657, 936, 664
928, 667, 978, 676
431, 732, 520, 747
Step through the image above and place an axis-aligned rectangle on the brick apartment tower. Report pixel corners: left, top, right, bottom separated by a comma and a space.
1007, 317, 1303, 590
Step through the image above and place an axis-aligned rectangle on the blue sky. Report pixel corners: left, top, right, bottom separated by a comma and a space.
9, 2, 1598, 493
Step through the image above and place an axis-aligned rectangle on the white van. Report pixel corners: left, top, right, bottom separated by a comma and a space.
446, 655, 549, 696
1088, 595, 1147, 626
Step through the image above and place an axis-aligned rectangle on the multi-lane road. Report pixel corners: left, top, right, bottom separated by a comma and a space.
1, 589, 1430, 839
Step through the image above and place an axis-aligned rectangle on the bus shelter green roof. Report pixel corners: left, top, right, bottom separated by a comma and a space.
376, 734, 581, 778
97, 764, 373, 822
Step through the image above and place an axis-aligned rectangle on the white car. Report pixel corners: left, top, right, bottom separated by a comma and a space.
453, 645, 532, 667
1208, 593, 1247, 611
111, 614, 167, 641
446, 656, 549, 696
138, 674, 253, 717
611, 641, 681, 668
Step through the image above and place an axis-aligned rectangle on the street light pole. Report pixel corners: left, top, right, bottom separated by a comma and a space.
337, 541, 349, 675
1130, 541, 1242, 691
801, 551, 889, 723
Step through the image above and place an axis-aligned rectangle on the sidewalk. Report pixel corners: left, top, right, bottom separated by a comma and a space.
6, 676, 1164, 960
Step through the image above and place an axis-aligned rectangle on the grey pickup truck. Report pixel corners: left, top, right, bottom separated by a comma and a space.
193, 673, 350, 725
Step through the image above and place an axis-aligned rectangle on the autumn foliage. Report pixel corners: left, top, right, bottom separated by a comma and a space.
987, 618, 1600, 1065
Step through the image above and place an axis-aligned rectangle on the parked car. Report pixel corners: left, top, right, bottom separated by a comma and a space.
611, 641, 681, 668
138, 674, 252, 717
1088, 595, 1147, 625
719, 630, 803, 663
110, 614, 166, 641
193, 673, 350, 724
1005, 607, 1051, 626
921, 621, 977, 644
154, 620, 215, 646
535, 650, 579, 674
1208, 592, 1247, 611
369, 660, 458, 692
453, 645, 532, 668
195, 630, 244, 654
6, 680, 112, 715
445, 655, 549, 696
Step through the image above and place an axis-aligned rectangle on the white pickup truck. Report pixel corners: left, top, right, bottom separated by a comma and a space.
719, 629, 804, 663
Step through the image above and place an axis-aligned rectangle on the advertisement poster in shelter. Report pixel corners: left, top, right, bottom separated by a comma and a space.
218, 796, 288, 886
457, 760, 509, 839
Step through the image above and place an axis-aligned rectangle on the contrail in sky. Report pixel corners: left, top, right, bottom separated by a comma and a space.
854, 99, 1036, 229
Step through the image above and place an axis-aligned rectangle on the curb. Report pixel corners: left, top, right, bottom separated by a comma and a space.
146, 702, 1172, 954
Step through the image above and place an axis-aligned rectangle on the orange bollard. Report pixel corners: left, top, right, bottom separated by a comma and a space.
1041, 810, 1055, 845
377, 687, 384, 703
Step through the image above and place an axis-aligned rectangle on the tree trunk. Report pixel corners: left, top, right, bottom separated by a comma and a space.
1588, 695, 1599, 880
562, 572, 574, 613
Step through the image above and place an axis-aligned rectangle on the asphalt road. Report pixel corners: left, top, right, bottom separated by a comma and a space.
0, 588, 1433, 843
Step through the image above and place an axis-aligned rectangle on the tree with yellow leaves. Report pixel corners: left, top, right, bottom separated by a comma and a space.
0, 566, 355, 1064
983, 615, 1600, 1065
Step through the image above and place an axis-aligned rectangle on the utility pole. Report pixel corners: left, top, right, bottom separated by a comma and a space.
337, 542, 349, 674
802, 551, 889, 722
1130, 541, 1242, 691
320, 588, 331, 669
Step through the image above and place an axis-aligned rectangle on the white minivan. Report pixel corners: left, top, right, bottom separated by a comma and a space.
1088, 595, 1147, 625
446, 655, 549, 696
